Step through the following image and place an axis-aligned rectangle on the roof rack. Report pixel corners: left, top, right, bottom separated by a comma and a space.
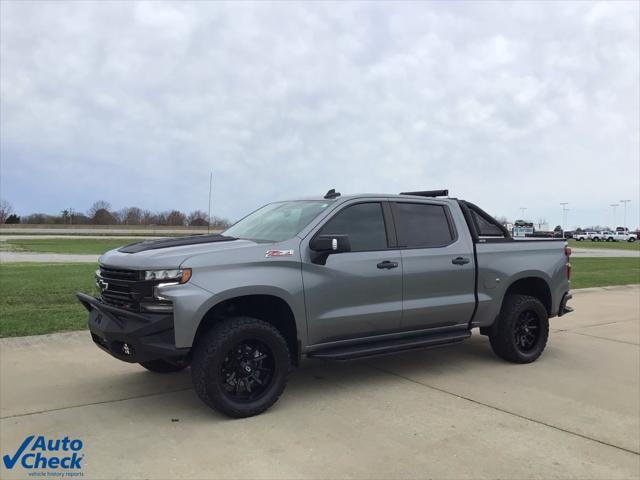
324, 188, 341, 199
400, 189, 449, 198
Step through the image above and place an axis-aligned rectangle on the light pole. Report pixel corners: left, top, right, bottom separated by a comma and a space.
620, 200, 631, 230
519, 207, 527, 220
560, 202, 569, 233
610, 204, 619, 229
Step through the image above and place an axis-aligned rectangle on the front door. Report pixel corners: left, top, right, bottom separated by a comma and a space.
302, 201, 403, 345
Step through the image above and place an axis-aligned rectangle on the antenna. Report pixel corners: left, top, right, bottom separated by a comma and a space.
208, 172, 213, 234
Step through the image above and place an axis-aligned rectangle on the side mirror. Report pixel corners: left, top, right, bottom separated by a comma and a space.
310, 234, 351, 254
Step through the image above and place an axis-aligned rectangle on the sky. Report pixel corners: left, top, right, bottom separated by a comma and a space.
1, 0, 639, 229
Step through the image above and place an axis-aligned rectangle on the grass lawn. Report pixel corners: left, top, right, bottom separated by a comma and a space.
568, 239, 640, 251
2, 238, 144, 255
0, 259, 638, 338
571, 257, 640, 289
0, 263, 97, 337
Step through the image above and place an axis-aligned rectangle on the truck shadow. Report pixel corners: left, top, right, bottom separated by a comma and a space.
109, 333, 564, 422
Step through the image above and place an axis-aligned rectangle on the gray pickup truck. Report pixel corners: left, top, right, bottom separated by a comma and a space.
77, 189, 573, 418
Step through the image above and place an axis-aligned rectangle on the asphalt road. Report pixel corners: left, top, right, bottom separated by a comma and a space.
1, 286, 638, 479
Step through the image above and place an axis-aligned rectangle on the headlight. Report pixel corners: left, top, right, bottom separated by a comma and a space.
145, 268, 192, 284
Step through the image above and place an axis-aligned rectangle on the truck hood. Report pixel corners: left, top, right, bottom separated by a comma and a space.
99, 235, 258, 270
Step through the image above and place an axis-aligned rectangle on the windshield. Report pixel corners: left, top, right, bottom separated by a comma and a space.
224, 201, 331, 243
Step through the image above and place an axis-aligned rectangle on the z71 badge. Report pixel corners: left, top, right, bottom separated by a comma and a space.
265, 249, 294, 257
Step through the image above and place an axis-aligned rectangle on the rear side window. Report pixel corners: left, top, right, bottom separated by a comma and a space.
470, 209, 505, 237
393, 203, 454, 248
318, 202, 388, 252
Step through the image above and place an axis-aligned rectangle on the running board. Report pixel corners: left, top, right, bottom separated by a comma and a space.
308, 330, 471, 361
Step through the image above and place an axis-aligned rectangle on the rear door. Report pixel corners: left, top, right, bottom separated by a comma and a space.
302, 201, 403, 345
391, 201, 476, 331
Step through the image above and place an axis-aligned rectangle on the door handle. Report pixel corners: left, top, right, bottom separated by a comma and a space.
452, 257, 470, 266
377, 261, 398, 269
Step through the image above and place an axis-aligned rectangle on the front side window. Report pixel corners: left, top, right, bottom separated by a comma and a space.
394, 203, 454, 247
317, 202, 388, 252
224, 201, 330, 243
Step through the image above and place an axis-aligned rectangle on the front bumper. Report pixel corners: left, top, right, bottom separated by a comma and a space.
76, 293, 190, 363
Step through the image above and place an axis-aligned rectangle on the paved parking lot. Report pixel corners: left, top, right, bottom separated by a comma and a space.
1, 286, 639, 479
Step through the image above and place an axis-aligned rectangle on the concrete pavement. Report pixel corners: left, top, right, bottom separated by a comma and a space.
1, 286, 639, 479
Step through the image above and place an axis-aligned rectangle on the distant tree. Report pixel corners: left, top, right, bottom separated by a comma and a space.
140, 210, 155, 225
494, 216, 509, 226
188, 210, 209, 227
120, 207, 142, 225
61, 209, 71, 224
211, 216, 231, 229
92, 208, 117, 225
166, 210, 186, 226
5, 214, 20, 224
154, 212, 167, 225
575, 227, 584, 234
24, 213, 47, 224
0, 200, 14, 223
88, 200, 112, 218
72, 214, 91, 225
553, 225, 562, 232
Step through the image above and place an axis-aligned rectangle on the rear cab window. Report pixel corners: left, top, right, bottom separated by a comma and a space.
392, 202, 456, 248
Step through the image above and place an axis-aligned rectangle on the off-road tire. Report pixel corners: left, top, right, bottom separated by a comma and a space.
139, 358, 189, 373
489, 294, 549, 364
191, 317, 290, 418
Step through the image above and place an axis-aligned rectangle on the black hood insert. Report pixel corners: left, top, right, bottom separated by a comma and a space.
118, 234, 237, 254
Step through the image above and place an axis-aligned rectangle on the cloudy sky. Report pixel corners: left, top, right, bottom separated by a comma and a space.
1, 1, 638, 228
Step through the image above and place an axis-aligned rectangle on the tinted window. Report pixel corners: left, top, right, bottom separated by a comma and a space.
318, 203, 388, 251
470, 209, 505, 237
394, 203, 454, 247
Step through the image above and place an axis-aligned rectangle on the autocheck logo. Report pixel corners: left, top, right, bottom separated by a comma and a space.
2, 435, 84, 473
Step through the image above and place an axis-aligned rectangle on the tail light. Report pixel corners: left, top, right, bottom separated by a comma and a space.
565, 244, 572, 280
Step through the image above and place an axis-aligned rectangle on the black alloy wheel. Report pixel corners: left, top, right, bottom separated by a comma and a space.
488, 294, 549, 364
513, 310, 540, 353
191, 317, 290, 418
221, 340, 275, 402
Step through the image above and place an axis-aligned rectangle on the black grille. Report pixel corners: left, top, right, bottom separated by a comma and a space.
99, 266, 143, 282
98, 266, 146, 310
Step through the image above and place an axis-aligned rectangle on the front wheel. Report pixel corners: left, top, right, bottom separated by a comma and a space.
191, 317, 290, 418
629, 237, 636, 242
488, 294, 549, 364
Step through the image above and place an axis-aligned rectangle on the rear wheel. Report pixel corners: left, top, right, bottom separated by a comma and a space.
139, 358, 189, 373
191, 317, 290, 418
488, 294, 549, 363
